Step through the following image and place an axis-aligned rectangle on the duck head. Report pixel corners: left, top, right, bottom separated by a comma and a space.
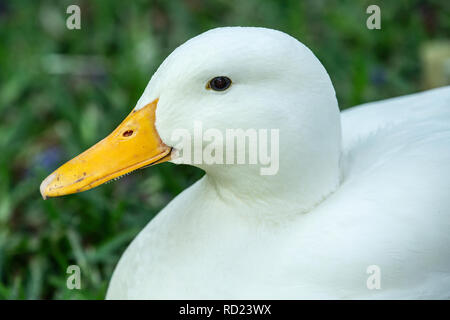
40, 27, 341, 213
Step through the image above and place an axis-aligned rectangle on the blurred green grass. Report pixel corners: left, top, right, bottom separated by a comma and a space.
0, 0, 448, 299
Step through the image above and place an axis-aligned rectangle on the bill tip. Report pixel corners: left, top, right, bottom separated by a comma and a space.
40, 173, 55, 200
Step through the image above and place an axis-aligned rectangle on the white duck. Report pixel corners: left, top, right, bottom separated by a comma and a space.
40, 27, 450, 299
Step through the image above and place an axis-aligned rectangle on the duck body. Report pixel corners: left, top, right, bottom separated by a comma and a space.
107, 86, 450, 299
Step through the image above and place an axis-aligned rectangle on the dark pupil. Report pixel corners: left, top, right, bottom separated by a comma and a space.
211, 76, 230, 91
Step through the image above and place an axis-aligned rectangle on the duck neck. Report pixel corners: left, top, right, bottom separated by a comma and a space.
200, 130, 342, 219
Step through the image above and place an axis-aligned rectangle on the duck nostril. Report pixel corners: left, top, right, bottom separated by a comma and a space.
123, 130, 134, 137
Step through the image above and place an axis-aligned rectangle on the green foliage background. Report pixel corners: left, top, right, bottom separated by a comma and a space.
0, 0, 448, 299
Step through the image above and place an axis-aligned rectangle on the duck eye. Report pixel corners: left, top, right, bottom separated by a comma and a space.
208, 76, 232, 91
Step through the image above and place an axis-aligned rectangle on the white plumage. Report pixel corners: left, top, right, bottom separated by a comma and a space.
106, 27, 450, 299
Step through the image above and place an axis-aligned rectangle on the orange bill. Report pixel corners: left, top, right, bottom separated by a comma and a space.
40, 99, 171, 199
